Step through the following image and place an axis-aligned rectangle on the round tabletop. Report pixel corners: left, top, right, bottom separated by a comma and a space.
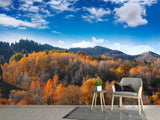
90, 90, 107, 93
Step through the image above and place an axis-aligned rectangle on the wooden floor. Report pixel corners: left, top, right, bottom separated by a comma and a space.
0, 105, 159, 120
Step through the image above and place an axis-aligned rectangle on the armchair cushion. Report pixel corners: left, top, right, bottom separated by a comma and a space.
114, 91, 138, 96
115, 83, 123, 91
115, 83, 135, 92
123, 85, 135, 92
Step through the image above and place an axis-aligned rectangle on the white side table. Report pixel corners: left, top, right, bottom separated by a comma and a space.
90, 90, 106, 111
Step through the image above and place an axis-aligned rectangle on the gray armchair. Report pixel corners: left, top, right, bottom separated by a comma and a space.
111, 77, 144, 115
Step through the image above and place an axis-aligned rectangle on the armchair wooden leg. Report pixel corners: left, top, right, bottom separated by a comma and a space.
138, 98, 141, 115
119, 97, 122, 108
111, 95, 114, 111
141, 98, 144, 111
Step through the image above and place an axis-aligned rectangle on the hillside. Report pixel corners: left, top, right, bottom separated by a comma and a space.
1, 49, 160, 105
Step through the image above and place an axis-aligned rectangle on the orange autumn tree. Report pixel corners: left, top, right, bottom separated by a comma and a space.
151, 92, 160, 105
29, 80, 40, 95
17, 99, 27, 105
54, 83, 64, 105
28, 80, 44, 105
0, 98, 8, 105
43, 75, 58, 104
82, 77, 102, 105
55, 85, 82, 105
63, 85, 82, 105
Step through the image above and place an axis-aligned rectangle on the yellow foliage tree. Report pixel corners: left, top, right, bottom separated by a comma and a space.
54, 83, 64, 105
0, 98, 8, 105
17, 99, 27, 105
82, 77, 102, 105
43, 75, 58, 104
60, 85, 82, 105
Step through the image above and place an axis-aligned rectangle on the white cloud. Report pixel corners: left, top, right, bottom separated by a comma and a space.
104, 0, 128, 3
109, 42, 154, 55
41, 8, 52, 16
28, 6, 39, 12
71, 41, 96, 48
81, 15, 93, 23
0, 14, 48, 29
114, 1, 148, 27
104, 0, 128, 4
104, 0, 157, 27
65, 14, 74, 19
92, 37, 104, 43
59, 40, 64, 44
104, 0, 157, 5
17, 0, 49, 29
71, 37, 106, 48
18, 0, 43, 12
0, 0, 12, 10
85, 7, 111, 18
34, 0, 42, 2
19, 0, 33, 11
3, 0, 49, 29
52, 30, 62, 34
18, 27, 26, 30
30, 14, 49, 29
139, 0, 157, 6
82, 7, 111, 22
48, 0, 78, 12
0, 14, 37, 28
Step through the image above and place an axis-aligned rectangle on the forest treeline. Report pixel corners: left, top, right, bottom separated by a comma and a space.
0, 40, 61, 64
0, 50, 160, 105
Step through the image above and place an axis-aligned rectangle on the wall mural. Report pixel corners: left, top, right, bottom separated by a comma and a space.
0, 0, 160, 105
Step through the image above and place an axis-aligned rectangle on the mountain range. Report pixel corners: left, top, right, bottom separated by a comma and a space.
0, 40, 160, 64
69, 46, 160, 62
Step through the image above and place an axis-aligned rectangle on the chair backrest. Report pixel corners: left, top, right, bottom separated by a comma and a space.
120, 77, 142, 93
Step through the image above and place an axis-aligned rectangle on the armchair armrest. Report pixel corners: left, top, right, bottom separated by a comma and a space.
138, 86, 142, 97
112, 85, 116, 93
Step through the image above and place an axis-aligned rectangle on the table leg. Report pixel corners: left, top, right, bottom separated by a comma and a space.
100, 93, 103, 111
94, 93, 97, 107
91, 92, 96, 110
102, 93, 105, 108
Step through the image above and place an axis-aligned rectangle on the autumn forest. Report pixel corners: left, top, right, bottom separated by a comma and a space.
0, 47, 160, 105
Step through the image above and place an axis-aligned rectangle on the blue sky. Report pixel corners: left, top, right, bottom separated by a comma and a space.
0, 0, 160, 55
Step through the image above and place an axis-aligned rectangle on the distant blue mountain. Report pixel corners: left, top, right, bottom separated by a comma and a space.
69, 46, 160, 61
69, 46, 135, 60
